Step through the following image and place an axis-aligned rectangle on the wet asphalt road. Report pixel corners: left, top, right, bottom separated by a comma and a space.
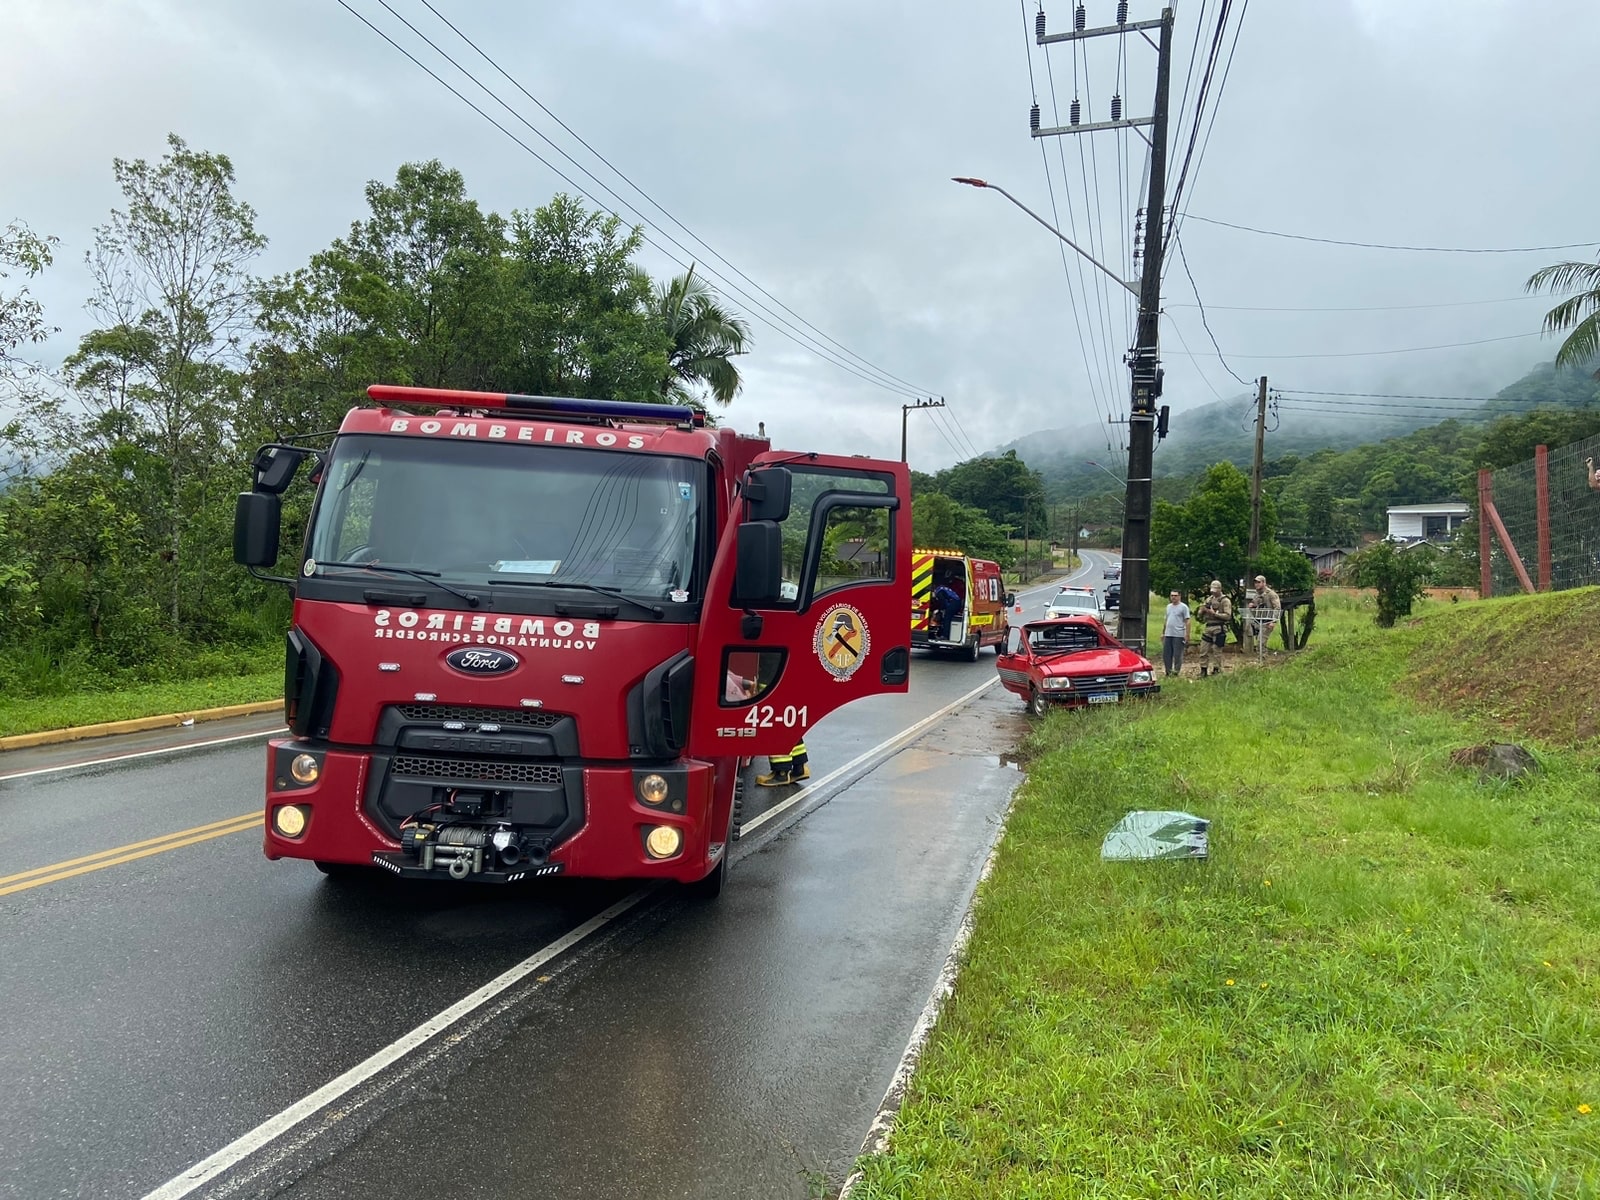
0, 555, 1109, 1200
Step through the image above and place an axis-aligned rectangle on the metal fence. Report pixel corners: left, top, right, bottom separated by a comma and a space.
1482, 432, 1600, 595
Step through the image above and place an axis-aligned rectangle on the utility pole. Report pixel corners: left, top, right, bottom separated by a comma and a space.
1035, 5, 1174, 653
1247, 376, 1268, 557
900, 397, 946, 463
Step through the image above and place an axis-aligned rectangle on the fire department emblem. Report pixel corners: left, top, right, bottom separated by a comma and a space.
814, 603, 870, 682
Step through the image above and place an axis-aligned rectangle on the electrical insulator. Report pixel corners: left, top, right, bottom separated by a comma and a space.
1030, 103, 1041, 132
1117, 0, 1128, 24
1070, 98, 1081, 125
1036, 8, 1046, 40
1111, 93, 1122, 121
1074, 4, 1086, 31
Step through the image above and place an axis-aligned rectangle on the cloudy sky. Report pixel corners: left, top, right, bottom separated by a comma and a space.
3, 0, 1595, 468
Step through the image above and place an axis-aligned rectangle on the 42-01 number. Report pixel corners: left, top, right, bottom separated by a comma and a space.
744, 703, 808, 730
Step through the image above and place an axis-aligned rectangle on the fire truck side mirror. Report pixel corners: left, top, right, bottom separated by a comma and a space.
234, 491, 282, 567
252, 444, 310, 495
743, 467, 792, 523
732, 521, 784, 606
1003, 592, 1016, 607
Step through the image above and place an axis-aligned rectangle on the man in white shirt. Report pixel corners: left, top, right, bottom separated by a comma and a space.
1162, 590, 1192, 678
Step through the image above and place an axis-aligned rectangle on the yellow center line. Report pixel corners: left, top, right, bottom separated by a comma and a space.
0, 812, 263, 896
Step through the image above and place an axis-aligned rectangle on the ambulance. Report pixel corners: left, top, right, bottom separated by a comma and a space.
910, 549, 1012, 659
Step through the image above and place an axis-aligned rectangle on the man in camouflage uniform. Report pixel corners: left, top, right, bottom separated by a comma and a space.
1246, 574, 1281, 650
1196, 580, 1232, 677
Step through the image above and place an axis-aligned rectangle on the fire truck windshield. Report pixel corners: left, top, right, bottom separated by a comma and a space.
305, 434, 706, 608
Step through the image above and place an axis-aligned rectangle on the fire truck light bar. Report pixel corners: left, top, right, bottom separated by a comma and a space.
365, 385, 699, 425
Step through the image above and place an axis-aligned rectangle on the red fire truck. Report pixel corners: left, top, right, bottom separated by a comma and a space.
233, 385, 911, 897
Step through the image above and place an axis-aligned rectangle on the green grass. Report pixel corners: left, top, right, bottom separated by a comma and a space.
0, 672, 282, 738
851, 601, 1600, 1198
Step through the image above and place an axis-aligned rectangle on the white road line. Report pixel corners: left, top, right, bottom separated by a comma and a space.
0, 728, 284, 783
738, 675, 1002, 837
139, 891, 648, 1200
138, 672, 1019, 1200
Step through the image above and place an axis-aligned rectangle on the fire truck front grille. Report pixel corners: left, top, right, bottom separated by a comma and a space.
395, 704, 563, 729
391, 755, 564, 786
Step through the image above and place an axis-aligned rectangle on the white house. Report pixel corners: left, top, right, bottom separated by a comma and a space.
1386, 502, 1471, 543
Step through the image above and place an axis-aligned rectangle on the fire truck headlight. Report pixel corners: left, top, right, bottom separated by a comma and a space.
637, 773, 670, 806
645, 825, 683, 860
290, 753, 321, 785
273, 804, 309, 838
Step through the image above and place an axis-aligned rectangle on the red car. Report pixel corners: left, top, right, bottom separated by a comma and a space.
997, 615, 1160, 716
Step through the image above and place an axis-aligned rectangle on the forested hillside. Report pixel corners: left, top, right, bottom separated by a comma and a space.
1004, 359, 1600, 507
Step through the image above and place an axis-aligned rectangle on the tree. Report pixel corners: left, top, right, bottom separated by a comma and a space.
0, 220, 59, 481
1150, 461, 1313, 601
502, 193, 667, 402
1526, 255, 1600, 370
1344, 540, 1429, 627
936, 451, 1047, 534
80, 133, 265, 630
911, 491, 1013, 566
652, 265, 749, 407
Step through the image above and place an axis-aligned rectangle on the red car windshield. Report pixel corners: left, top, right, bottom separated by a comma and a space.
1027, 622, 1106, 657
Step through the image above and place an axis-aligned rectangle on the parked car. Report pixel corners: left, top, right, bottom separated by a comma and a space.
1047, 585, 1100, 620
1102, 582, 1121, 614
996, 615, 1160, 717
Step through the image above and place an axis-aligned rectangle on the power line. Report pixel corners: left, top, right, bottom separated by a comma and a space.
1164, 0, 1231, 244
1172, 235, 1252, 385
1167, 295, 1544, 313
1285, 389, 1536, 402
1164, 330, 1542, 360
1163, 315, 1229, 402
412, 0, 938, 400
1164, 0, 1248, 257
1038, 11, 1124, 438
341, 0, 930, 401
1022, 1, 1118, 452
1183, 213, 1600, 254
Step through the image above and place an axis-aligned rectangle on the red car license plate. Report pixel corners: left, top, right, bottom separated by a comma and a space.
1087, 693, 1120, 704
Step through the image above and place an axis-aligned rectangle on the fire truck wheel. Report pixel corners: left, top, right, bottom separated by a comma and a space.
963, 632, 981, 662
684, 856, 726, 900
1027, 688, 1050, 718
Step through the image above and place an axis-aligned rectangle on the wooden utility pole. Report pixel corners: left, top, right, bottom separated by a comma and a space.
1247, 375, 1268, 557
1034, 5, 1174, 654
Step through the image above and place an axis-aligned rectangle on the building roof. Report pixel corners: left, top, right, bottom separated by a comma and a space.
1385, 502, 1471, 516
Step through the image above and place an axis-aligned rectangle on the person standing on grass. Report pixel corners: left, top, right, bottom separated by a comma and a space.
1197, 580, 1232, 677
1246, 574, 1281, 653
1162, 590, 1191, 677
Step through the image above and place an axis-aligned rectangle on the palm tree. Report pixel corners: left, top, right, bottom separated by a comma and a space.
652, 266, 750, 406
1526, 256, 1600, 370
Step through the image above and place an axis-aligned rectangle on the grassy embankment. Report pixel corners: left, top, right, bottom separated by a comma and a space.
0, 662, 281, 739
852, 587, 1600, 1198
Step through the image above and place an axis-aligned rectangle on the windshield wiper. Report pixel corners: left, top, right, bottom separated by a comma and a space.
491, 578, 664, 620
319, 563, 482, 609
1036, 646, 1101, 660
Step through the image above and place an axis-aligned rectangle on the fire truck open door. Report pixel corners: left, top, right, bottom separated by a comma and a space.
687, 453, 912, 758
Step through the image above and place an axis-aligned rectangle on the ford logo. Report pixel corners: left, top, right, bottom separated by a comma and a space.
445, 647, 520, 675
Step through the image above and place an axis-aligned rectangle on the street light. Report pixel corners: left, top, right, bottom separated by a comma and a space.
1085, 459, 1124, 486
952, 177, 1138, 298
1085, 461, 1127, 508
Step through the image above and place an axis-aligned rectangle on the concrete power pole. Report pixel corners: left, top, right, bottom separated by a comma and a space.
1247, 375, 1268, 557
1034, 6, 1173, 653
900, 397, 946, 463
